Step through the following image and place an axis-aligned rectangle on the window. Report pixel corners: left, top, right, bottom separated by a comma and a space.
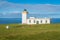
29, 20, 31, 23
41, 20, 42, 23
46, 20, 47, 23
34, 20, 35, 23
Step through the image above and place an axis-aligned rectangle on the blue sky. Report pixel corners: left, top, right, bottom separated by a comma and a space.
0, 0, 60, 18
6, 0, 60, 4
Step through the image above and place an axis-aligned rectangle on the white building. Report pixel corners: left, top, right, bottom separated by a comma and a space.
22, 9, 50, 24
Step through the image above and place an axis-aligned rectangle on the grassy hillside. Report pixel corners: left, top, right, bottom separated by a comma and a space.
0, 24, 60, 40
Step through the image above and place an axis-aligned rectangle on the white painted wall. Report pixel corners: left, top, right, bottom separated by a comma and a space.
46, 19, 50, 24
22, 11, 27, 24
27, 17, 50, 24
27, 17, 36, 24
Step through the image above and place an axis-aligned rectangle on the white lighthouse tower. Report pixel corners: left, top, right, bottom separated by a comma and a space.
22, 9, 28, 24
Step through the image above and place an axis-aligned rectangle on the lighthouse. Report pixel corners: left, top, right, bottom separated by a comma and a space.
22, 9, 50, 24
22, 9, 28, 24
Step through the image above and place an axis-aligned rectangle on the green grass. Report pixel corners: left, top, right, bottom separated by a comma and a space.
0, 24, 60, 40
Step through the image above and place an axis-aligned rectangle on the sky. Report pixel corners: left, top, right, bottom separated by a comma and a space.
5, 0, 60, 4
0, 0, 60, 18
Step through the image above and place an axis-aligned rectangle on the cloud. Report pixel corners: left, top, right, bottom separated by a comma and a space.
0, 1, 60, 14
0, 0, 60, 18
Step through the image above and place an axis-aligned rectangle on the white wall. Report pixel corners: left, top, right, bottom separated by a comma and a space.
27, 19, 36, 24
27, 18, 50, 24
22, 12, 27, 24
46, 19, 50, 24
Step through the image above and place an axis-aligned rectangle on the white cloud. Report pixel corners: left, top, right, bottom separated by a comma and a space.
0, 1, 60, 14
0, 0, 60, 18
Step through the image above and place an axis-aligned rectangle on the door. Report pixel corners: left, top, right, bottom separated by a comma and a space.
36, 21, 39, 24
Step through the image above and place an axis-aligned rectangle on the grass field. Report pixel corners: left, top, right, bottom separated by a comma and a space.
0, 24, 60, 40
